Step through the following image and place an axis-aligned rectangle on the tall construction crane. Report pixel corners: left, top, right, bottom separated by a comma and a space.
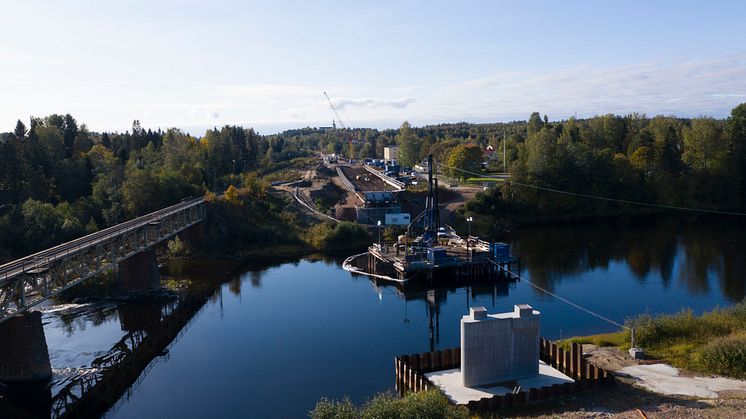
323, 91, 354, 159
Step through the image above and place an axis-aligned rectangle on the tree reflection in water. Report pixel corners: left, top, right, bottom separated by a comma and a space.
513, 214, 746, 302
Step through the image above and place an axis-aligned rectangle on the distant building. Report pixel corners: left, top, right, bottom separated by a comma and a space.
384, 146, 398, 161
483, 144, 497, 160
356, 191, 402, 225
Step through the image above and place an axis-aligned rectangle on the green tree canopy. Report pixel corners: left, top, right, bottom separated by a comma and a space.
396, 121, 420, 166
447, 143, 483, 180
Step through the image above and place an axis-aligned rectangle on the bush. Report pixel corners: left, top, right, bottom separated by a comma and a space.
309, 390, 468, 419
309, 397, 356, 419
613, 299, 746, 377
699, 333, 746, 378
626, 302, 746, 348
304, 221, 371, 251
167, 236, 191, 257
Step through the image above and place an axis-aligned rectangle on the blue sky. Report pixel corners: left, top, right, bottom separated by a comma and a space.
1, 0, 745, 134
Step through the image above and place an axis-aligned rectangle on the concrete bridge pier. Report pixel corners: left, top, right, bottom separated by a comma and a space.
0, 311, 52, 382
118, 249, 160, 291
181, 221, 205, 245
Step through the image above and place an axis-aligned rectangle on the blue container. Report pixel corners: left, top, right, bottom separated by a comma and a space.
492, 242, 510, 259
427, 247, 448, 263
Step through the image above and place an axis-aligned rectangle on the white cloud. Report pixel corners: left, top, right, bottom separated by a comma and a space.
332, 97, 415, 110
434, 54, 746, 122
3, 54, 744, 134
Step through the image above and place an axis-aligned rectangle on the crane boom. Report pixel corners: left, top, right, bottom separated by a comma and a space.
323, 91, 346, 129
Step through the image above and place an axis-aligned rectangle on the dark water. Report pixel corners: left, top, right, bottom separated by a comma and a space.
3, 215, 745, 418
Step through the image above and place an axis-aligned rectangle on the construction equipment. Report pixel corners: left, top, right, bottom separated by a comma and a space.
323, 91, 355, 159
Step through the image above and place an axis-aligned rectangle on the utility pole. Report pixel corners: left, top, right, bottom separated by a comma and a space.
377, 220, 382, 247
503, 129, 507, 173
467, 216, 473, 261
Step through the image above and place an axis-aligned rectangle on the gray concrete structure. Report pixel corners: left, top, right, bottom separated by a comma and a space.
118, 249, 160, 291
460, 304, 540, 387
0, 312, 52, 382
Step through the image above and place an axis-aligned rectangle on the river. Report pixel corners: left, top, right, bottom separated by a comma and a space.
2, 215, 744, 418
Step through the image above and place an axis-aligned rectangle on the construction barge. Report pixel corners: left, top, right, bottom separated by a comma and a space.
346, 234, 520, 283
344, 154, 521, 284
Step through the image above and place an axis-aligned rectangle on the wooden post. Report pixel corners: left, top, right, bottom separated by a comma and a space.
564, 349, 571, 377
552, 342, 559, 369
572, 344, 579, 381
443, 348, 452, 368
589, 364, 597, 387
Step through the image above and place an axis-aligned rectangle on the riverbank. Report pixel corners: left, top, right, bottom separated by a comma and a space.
561, 300, 746, 379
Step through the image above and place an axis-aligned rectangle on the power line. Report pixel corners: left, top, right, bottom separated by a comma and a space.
438, 163, 746, 217
489, 260, 629, 330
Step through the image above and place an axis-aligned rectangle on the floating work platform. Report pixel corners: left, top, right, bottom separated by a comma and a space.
349, 237, 521, 283
341, 153, 521, 284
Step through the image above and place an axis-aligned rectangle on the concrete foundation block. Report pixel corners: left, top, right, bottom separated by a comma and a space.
461, 304, 541, 387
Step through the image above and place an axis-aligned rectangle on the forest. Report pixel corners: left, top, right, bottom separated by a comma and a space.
463, 104, 746, 231
0, 116, 311, 262
1, 103, 745, 260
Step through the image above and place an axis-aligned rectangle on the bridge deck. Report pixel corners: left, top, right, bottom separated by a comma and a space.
0, 197, 205, 323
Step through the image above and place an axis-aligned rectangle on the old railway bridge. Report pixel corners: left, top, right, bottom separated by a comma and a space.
0, 197, 206, 382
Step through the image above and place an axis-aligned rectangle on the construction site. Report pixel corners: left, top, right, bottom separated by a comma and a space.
271, 92, 519, 285
340, 155, 521, 285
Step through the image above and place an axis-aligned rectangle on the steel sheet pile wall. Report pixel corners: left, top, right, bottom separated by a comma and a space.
394, 338, 614, 412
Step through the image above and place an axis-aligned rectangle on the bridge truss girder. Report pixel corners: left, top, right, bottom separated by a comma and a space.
0, 202, 205, 323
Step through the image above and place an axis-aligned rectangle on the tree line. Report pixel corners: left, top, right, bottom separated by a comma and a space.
463, 104, 746, 230
0, 116, 309, 261
3, 103, 745, 259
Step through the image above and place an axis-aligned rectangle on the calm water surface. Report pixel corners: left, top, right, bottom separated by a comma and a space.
4, 216, 745, 418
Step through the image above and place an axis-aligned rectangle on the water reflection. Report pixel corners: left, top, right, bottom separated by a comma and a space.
0, 263, 240, 418
367, 277, 514, 352
2, 216, 743, 418
515, 215, 746, 302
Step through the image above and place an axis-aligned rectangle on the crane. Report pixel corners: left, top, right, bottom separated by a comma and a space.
323, 91, 346, 129
323, 91, 354, 159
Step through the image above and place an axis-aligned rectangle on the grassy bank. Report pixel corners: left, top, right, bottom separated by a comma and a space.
562, 300, 746, 379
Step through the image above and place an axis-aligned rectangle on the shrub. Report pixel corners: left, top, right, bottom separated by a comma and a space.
309, 397, 356, 419
304, 221, 371, 251
309, 390, 468, 419
626, 302, 746, 348
699, 333, 746, 378
167, 236, 191, 257
224, 184, 241, 206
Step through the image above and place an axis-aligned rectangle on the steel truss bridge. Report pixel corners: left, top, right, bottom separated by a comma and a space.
0, 197, 205, 324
